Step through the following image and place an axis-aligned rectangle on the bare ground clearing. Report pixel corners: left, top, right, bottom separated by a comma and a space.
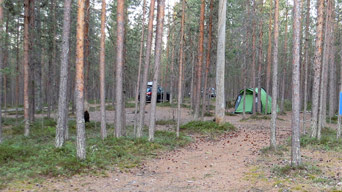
4, 105, 342, 192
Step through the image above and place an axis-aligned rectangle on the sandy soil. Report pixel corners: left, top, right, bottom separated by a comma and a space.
4, 105, 342, 192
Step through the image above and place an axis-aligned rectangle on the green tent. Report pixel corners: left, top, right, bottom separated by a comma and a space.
234, 88, 274, 114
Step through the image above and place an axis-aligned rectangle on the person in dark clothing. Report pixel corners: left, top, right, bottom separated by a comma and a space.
84, 110, 90, 122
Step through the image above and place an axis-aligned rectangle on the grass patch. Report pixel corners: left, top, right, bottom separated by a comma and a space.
272, 163, 321, 178
125, 102, 135, 108
204, 112, 213, 117
157, 102, 177, 108
225, 112, 237, 116
300, 127, 342, 151
105, 105, 115, 111
0, 118, 192, 189
326, 116, 338, 124
260, 145, 288, 156
180, 120, 236, 139
155, 119, 176, 126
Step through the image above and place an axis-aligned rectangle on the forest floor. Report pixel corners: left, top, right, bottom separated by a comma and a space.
4, 103, 342, 192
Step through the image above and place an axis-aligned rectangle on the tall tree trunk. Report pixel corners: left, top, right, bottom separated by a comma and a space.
302, 0, 310, 133
0, 0, 3, 143
100, 0, 107, 139
318, 0, 331, 139
28, 0, 35, 122
215, 0, 227, 124
270, 0, 279, 149
328, 18, 336, 121
16, 18, 20, 121
3, 10, 8, 117
137, 0, 155, 137
149, 0, 165, 141
35, 0, 42, 112
194, 0, 205, 119
243, 1, 251, 118
291, 0, 302, 167
201, 0, 214, 117
133, 0, 146, 136
84, 0, 90, 102
75, 0, 86, 160
257, 0, 263, 113
265, 0, 273, 115
56, 0, 72, 148
251, 0, 256, 114
169, 30, 175, 105
311, 0, 324, 138
115, 0, 125, 138
280, 6, 289, 114
24, 0, 31, 136
177, 0, 185, 137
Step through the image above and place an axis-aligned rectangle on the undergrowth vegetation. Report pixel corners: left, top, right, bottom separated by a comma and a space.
300, 127, 342, 151
0, 118, 235, 189
180, 120, 236, 138
0, 118, 192, 189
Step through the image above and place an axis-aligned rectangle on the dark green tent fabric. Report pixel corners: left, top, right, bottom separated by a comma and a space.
234, 88, 274, 114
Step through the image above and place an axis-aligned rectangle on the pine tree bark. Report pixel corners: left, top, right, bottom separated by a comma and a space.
265, 0, 273, 115
328, 1, 336, 121
270, 0, 279, 149
56, 0, 72, 148
75, 0, 86, 160
280, 6, 289, 114
0, 0, 3, 143
24, 0, 31, 136
28, 0, 35, 122
311, 0, 324, 138
84, 0, 90, 102
100, 0, 107, 139
257, 0, 263, 113
115, 0, 125, 138
201, 0, 214, 117
302, 0, 310, 133
215, 0, 227, 124
149, 0, 165, 141
251, 0, 256, 114
169, 30, 175, 105
291, 0, 302, 167
137, 0, 155, 137
194, 0, 205, 119
318, 0, 331, 139
134, 0, 146, 135
177, 0, 185, 137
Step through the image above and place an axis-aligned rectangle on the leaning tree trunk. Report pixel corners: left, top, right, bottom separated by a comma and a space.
194, 0, 205, 120
99, 0, 107, 139
24, 0, 31, 137
75, 0, 86, 160
215, 0, 227, 124
149, 0, 165, 141
310, 0, 324, 138
115, 0, 125, 138
137, 0, 156, 138
291, 0, 302, 167
56, 0, 72, 148
177, 0, 185, 137
270, 0, 279, 149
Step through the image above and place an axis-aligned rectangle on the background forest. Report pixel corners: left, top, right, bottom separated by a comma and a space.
1, 0, 342, 191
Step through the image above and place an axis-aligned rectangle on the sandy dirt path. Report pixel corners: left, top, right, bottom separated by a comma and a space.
27, 111, 295, 192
